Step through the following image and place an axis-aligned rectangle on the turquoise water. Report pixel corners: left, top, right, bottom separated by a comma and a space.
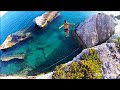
0, 11, 96, 75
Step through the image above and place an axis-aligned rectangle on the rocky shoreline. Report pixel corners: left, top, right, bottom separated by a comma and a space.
50, 12, 120, 79
1, 12, 120, 79
64, 13, 120, 79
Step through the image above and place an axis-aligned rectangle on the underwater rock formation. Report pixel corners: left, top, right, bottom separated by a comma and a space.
0, 54, 25, 61
0, 29, 32, 50
75, 13, 118, 48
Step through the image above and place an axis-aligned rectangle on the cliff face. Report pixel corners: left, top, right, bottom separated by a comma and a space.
72, 43, 120, 79
75, 13, 118, 48
52, 13, 120, 79
70, 13, 120, 79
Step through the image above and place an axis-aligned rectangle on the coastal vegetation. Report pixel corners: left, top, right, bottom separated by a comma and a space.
113, 37, 120, 49
52, 48, 102, 79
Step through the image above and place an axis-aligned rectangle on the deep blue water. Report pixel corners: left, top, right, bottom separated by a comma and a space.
0, 11, 96, 75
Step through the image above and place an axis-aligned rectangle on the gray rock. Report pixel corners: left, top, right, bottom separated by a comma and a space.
73, 57, 76, 61
76, 55, 80, 59
116, 75, 120, 79
71, 43, 120, 79
115, 15, 120, 20
76, 13, 118, 48
94, 43, 120, 79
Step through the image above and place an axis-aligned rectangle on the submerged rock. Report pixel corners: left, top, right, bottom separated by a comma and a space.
0, 54, 25, 61
75, 13, 118, 48
0, 29, 32, 50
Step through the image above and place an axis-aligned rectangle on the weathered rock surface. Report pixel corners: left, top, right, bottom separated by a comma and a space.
107, 18, 120, 43
0, 29, 32, 50
71, 43, 120, 79
75, 13, 118, 48
34, 11, 59, 28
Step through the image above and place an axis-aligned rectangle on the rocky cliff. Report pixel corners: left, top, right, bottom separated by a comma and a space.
75, 13, 118, 48
71, 43, 120, 79
51, 13, 120, 79
1, 12, 119, 79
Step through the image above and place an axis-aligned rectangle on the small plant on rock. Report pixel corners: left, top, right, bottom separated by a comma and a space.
112, 37, 120, 49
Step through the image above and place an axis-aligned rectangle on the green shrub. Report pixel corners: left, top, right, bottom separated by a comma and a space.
52, 48, 102, 79
80, 59, 102, 79
112, 37, 120, 49
52, 69, 65, 79
116, 37, 120, 48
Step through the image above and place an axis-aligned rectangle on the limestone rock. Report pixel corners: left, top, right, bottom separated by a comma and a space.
0, 54, 25, 61
0, 29, 32, 50
71, 43, 120, 79
34, 11, 59, 28
75, 13, 118, 48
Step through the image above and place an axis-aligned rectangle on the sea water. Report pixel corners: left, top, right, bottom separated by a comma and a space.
0, 11, 96, 75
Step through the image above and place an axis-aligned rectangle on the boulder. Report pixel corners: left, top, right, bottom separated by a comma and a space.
75, 13, 118, 48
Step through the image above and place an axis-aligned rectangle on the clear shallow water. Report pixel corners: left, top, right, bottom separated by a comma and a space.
0, 11, 96, 75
